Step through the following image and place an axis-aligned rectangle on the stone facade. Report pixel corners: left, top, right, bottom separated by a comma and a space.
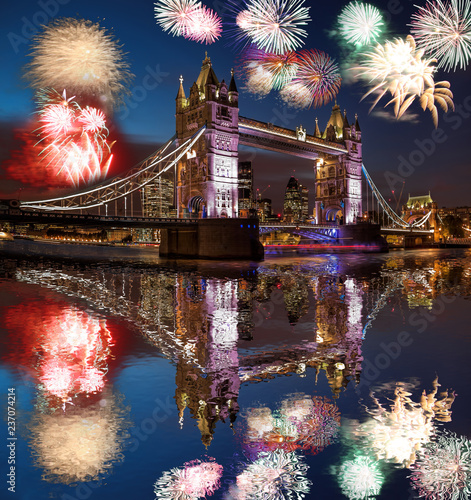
314, 105, 363, 224
176, 55, 239, 218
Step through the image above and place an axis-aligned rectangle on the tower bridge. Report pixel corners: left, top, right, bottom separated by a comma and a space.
0, 55, 441, 257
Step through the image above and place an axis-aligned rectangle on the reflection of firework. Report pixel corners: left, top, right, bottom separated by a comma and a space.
410, 0, 471, 71
338, 456, 384, 499
346, 379, 455, 468
28, 392, 129, 484
410, 431, 471, 499
354, 35, 454, 126
36, 89, 113, 186
234, 450, 311, 499
338, 1, 384, 47
288, 49, 341, 108
4, 299, 113, 401
235, 0, 311, 55
154, 458, 223, 499
25, 18, 132, 109
242, 395, 340, 457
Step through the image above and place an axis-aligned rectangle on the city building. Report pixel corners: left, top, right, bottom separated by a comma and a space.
257, 198, 272, 222
283, 176, 308, 223
238, 161, 253, 217
141, 173, 174, 218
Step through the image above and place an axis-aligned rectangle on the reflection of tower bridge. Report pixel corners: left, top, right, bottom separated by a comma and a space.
2, 55, 438, 254
15, 262, 436, 443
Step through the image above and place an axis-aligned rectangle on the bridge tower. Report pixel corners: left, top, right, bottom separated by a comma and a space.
314, 105, 363, 224
176, 55, 239, 218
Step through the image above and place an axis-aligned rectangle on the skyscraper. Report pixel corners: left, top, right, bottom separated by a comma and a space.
283, 176, 306, 223
238, 161, 253, 217
141, 173, 174, 218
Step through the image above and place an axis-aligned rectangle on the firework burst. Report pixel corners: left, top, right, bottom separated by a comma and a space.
338, 1, 384, 47
154, 0, 200, 37
410, 0, 471, 71
154, 0, 222, 44
154, 458, 223, 499
355, 35, 454, 126
288, 49, 342, 108
36, 89, 113, 186
187, 4, 222, 44
338, 456, 384, 499
259, 51, 298, 89
235, 0, 311, 55
410, 431, 471, 499
25, 18, 132, 109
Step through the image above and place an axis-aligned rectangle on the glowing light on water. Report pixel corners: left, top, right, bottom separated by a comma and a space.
338, 456, 384, 499
28, 393, 129, 484
346, 379, 455, 468
410, 431, 471, 499
235, 0, 311, 55
242, 395, 340, 456
338, 1, 384, 46
354, 35, 454, 126
410, 0, 471, 71
154, 458, 223, 499
234, 450, 311, 499
25, 18, 132, 108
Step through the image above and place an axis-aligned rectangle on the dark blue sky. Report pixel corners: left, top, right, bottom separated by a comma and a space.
1, 0, 470, 211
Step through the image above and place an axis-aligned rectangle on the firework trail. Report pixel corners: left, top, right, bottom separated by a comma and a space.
154, 0, 222, 44
410, 431, 471, 499
154, 458, 223, 499
354, 35, 454, 126
25, 18, 132, 110
410, 0, 471, 71
36, 89, 113, 187
233, 0, 311, 55
338, 1, 384, 47
338, 456, 384, 500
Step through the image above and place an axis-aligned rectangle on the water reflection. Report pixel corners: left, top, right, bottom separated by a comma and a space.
337, 456, 384, 500
1, 251, 469, 497
8, 251, 471, 452
2, 293, 129, 483
230, 450, 311, 500
344, 379, 455, 468
240, 394, 340, 459
409, 431, 471, 499
154, 458, 223, 500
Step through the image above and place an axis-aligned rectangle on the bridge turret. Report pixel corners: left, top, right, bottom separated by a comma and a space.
176, 55, 240, 218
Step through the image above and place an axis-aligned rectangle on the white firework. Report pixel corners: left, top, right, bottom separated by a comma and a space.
154, 0, 200, 37
238, 0, 311, 55
410, 0, 471, 71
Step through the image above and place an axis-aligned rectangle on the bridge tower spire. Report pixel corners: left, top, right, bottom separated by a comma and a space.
176, 55, 239, 218
314, 103, 363, 224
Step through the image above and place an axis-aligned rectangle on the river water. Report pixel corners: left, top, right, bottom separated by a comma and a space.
1, 249, 470, 500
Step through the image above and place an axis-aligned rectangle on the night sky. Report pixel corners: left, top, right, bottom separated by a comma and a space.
1, 0, 470, 212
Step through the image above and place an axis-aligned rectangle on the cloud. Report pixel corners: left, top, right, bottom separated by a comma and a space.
370, 109, 421, 124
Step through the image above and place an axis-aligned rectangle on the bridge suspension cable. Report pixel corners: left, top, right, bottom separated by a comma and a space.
20, 126, 206, 211
362, 164, 410, 228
